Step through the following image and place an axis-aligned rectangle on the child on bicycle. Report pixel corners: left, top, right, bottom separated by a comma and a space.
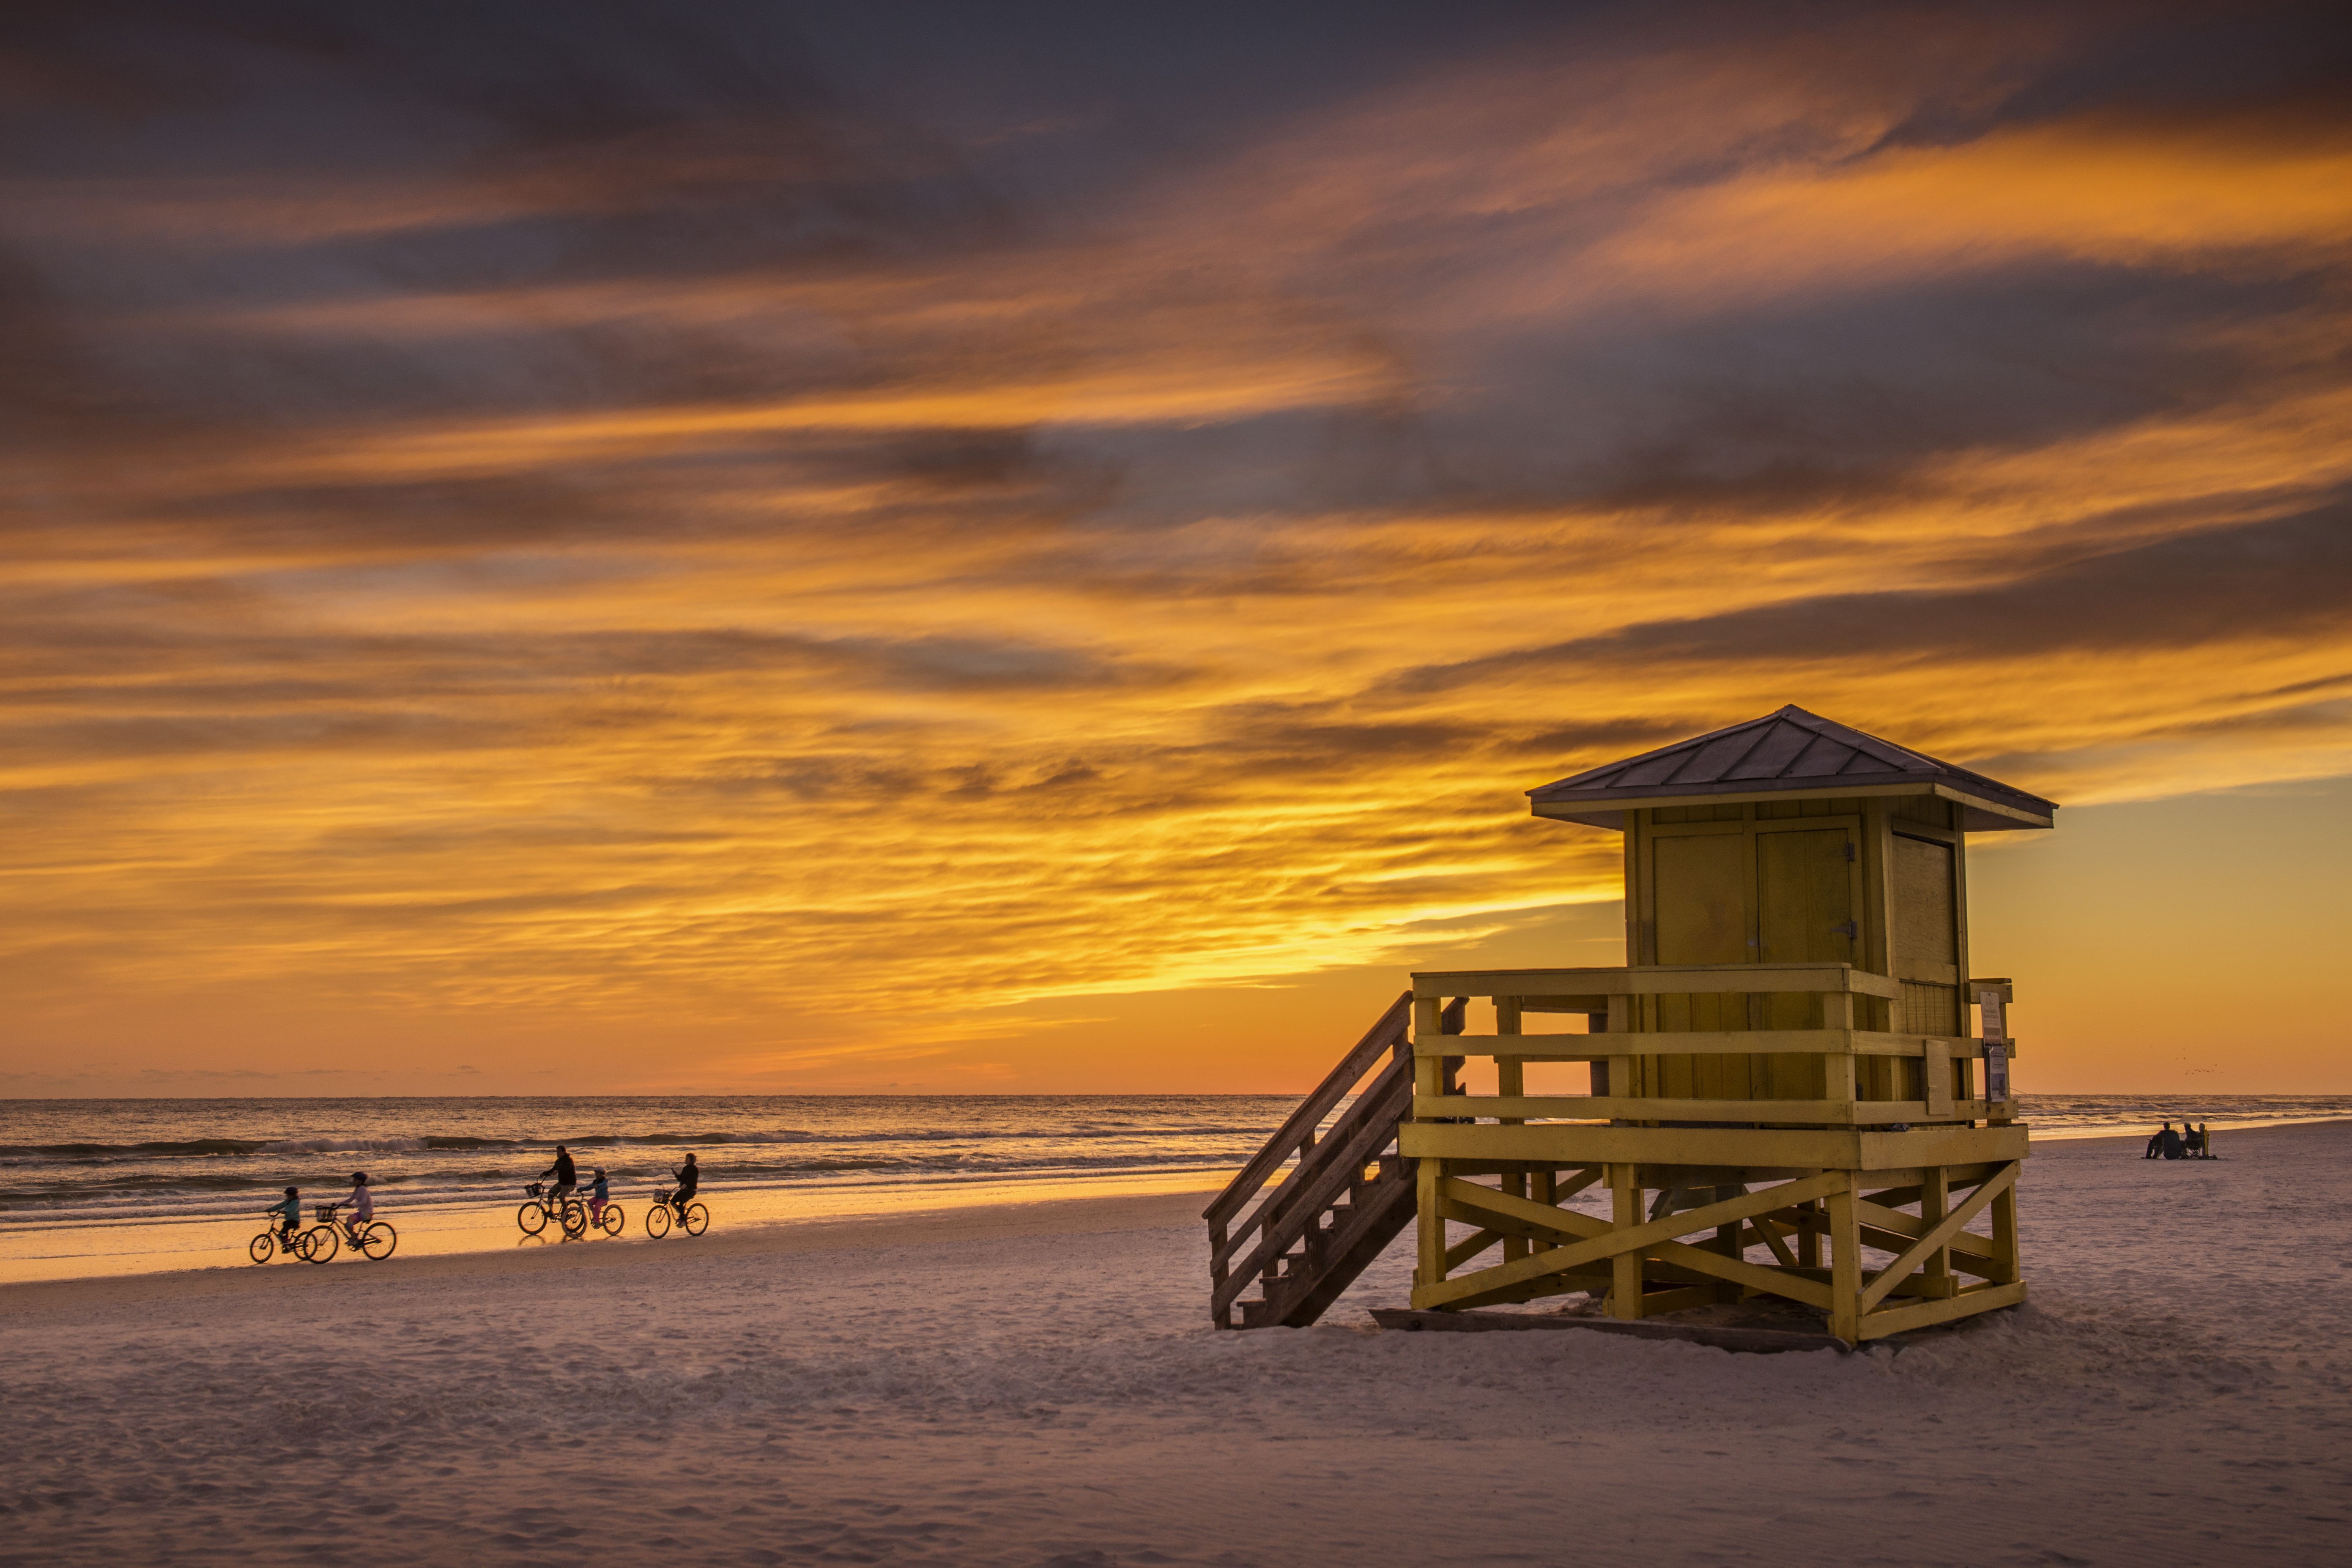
271, 1186, 301, 1246
587, 1167, 609, 1228
341, 1171, 374, 1245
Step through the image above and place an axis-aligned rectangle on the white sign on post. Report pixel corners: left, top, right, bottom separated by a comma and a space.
1978, 988, 2010, 1105
1982, 1043, 2009, 1104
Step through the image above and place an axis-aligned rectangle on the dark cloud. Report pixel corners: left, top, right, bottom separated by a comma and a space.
1392, 499, 2352, 693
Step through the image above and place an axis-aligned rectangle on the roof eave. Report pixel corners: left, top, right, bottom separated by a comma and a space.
1530, 777, 2056, 834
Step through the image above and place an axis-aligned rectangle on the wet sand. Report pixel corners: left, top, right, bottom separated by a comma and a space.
0, 1167, 1231, 1287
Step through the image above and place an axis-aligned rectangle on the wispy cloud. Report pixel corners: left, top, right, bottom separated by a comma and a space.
3, 2, 2349, 1086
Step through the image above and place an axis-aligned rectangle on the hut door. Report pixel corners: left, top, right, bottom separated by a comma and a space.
1891, 833, 1961, 1035
1653, 834, 1746, 966
1649, 833, 1747, 1088
1755, 826, 1857, 1100
1756, 828, 1857, 965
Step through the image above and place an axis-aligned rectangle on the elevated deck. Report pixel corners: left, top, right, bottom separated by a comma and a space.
1400, 963, 2025, 1343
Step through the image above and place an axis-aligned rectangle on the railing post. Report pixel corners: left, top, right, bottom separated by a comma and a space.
1828, 1182, 1862, 1343
1989, 1167, 2021, 1284
1604, 991, 1632, 1106
1413, 992, 1445, 1290
1609, 1163, 1643, 1319
1921, 1166, 1951, 1292
1496, 996, 1528, 1263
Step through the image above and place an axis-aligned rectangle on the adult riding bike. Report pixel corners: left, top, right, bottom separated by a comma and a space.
517, 1181, 587, 1240
643, 1187, 707, 1239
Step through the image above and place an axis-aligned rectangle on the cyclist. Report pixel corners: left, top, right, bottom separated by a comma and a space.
270, 1186, 301, 1248
668, 1152, 699, 1220
341, 1171, 374, 1246
587, 1166, 610, 1229
540, 1144, 578, 1202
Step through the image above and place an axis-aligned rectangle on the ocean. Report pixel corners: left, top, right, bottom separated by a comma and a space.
3, 1093, 2347, 1231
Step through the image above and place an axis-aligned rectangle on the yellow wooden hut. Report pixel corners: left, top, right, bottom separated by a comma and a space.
1206, 705, 2053, 1345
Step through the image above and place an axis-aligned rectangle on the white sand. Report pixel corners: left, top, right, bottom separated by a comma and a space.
3, 1122, 2348, 1566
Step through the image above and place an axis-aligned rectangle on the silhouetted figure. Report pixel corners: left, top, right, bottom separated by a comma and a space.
342, 1171, 374, 1243
542, 1144, 578, 1197
670, 1152, 699, 1218
2183, 1124, 2207, 1157
2144, 1122, 2171, 1159
2157, 1124, 2185, 1160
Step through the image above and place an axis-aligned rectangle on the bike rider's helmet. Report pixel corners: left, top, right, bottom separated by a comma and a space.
352, 1171, 367, 1186
284, 1186, 297, 1196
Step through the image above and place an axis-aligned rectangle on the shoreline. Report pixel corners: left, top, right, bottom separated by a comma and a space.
0, 1177, 1223, 1308
6, 1116, 2337, 1299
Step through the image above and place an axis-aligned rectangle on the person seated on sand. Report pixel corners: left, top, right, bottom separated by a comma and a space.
541, 1144, 578, 1200
587, 1167, 610, 1228
342, 1171, 374, 1244
271, 1185, 302, 1245
2183, 1124, 2206, 1157
2156, 1123, 2186, 1160
669, 1152, 699, 1218
2145, 1122, 2174, 1159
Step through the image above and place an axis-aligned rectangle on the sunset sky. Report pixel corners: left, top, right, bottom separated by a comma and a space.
4, 2, 2349, 1098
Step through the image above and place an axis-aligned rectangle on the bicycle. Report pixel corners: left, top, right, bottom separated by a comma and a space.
587, 1195, 625, 1237
249, 1211, 306, 1263
517, 1181, 587, 1240
316, 1199, 399, 1262
643, 1187, 707, 1239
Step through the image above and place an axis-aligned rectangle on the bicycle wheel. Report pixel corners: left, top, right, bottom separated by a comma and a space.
303, 1226, 339, 1263
249, 1232, 277, 1264
360, 1221, 398, 1260
517, 1201, 546, 1236
559, 1199, 587, 1239
600, 1204, 624, 1237
645, 1202, 671, 1238
682, 1203, 708, 1237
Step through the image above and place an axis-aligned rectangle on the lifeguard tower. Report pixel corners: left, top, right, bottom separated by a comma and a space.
1205, 706, 2052, 1345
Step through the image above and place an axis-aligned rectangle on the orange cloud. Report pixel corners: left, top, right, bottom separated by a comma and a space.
3, 4, 2349, 1094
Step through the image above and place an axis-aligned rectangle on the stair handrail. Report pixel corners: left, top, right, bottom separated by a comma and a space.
1202, 991, 1413, 1230
1206, 994, 1467, 1324
1208, 1058, 1416, 1320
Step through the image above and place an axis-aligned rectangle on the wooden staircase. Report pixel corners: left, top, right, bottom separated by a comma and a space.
1204, 992, 1464, 1329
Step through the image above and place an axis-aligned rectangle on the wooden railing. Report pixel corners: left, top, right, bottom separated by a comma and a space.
1204, 992, 1462, 1327
1408, 964, 2015, 1128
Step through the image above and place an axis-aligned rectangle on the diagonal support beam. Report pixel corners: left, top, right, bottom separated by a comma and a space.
1859, 1162, 2020, 1314
1445, 1228, 1505, 1270
1854, 1197, 1998, 1259
1748, 1215, 1800, 1269
1422, 1172, 1846, 1311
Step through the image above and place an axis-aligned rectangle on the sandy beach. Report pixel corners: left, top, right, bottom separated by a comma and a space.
3, 1122, 2348, 1567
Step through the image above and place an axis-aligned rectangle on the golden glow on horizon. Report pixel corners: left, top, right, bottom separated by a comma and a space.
3, 12, 2349, 1095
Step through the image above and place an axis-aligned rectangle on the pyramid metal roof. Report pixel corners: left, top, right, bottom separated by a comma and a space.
1528, 706, 2056, 832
